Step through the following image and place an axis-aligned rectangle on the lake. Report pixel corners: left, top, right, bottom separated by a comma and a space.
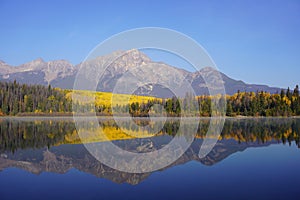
0, 117, 299, 200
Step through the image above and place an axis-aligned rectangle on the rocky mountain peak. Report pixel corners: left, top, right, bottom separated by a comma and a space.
0, 60, 7, 65
199, 66, 216, 73
34, 57, 45, 63
115, 49, 151, 69
0, 60, 13, 75
19, 57, 46, 71
97, 49, 151, 67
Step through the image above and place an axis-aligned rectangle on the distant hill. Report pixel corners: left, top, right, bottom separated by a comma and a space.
0, 49, 281, 97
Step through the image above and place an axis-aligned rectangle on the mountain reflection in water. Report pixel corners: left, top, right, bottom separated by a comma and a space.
0, 117, 299, 185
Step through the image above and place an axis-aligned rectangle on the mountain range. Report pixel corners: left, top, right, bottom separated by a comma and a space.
0, 49, 281, 97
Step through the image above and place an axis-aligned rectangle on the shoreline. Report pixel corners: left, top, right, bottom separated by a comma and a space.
0, 115, 299, 119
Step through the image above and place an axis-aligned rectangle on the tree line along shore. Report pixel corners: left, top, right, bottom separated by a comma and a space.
0, 81, 299, 117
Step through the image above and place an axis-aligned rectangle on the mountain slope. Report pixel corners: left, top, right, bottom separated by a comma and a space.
0, 50, 282, 97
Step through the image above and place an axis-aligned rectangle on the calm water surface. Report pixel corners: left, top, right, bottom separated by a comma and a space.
0, 117, 299, 200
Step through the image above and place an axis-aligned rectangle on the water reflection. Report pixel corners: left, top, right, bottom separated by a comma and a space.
0, 117, 299, 184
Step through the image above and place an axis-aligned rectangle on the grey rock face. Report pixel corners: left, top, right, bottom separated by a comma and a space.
0, 49, 281, 97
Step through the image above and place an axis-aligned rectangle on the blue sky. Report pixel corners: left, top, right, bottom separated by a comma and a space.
0, 0, 299, 88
